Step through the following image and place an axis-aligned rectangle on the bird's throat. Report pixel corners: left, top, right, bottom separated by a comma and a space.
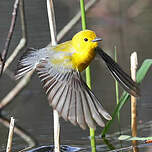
72, 48, 95, 72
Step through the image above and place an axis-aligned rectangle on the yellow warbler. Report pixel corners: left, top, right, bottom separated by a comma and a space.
16, 30, 139, 129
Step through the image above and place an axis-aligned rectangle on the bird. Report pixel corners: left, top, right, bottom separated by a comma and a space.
15, 30, 140, 130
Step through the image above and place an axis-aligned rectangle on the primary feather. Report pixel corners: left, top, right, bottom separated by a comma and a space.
96, 47, 140, 97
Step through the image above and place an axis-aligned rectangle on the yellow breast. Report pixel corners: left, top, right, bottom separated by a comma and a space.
72, 48, 96, 72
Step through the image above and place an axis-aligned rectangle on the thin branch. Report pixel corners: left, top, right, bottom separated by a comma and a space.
4, 38, 26, 73
0, 70, 34, 110
19, 0, 26, 38
46, 0, 60, 152
0, 0, 27, 109
4, 0, 26, 72
6, 117, 15, 152
0, 0, 20, 76
47, 0, 57, 45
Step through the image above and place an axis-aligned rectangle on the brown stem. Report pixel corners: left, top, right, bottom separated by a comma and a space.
0, 0, 19, 76
0, 70, 34, 110
6, 117, 15, 152
130, 52, 138, 152
4, 0, 27, 73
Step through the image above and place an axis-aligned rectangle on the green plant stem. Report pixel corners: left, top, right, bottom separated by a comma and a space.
114, 46, 123, 151
114, 46, 119, 106
114, 46, 120, 125
80, 0, 96, 152
80, 0, 87, 30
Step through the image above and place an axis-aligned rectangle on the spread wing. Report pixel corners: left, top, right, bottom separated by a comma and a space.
36, 60, 111, 129
15, 47, 111, 129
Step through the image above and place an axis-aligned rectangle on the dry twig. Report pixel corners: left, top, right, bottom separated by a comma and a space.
6, 117, 15, 152
46, 0, 60, 152
4, 0, 26, 73
0, 70, 34, 109
0, 0, 20, 76
0, 0, 27, 109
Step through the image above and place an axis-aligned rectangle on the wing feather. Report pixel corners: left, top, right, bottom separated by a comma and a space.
51, 83, 66, 109
84, 91, 105, 127
83, 83, 112, 120
76, 90, 86, 129
15, 48, 49, 79
56, 85, 69, 114
68, 87, 77, 125
16, 47, 112, 129
36, 61, 111, 129
61, 87, 72, 121
80, 90, 96, 129
96, 47, 140, 97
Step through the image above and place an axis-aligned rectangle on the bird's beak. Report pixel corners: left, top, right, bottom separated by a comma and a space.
92, 38, 102, 42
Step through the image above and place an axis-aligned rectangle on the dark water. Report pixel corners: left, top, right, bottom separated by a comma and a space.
0, 0, 152, 151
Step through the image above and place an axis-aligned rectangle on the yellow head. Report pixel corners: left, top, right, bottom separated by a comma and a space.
72, 30, 101, 52
71, 30, 102, 71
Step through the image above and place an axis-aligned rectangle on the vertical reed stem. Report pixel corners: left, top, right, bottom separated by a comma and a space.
80, 0, 96, 152
46, 1, 60, 152
6, 117, 15, 152
130, 52, 138, 151
80, 0, 87, 30
114, 47, 120, 111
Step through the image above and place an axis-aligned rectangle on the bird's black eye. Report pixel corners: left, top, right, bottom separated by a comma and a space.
84, 38, 88, 42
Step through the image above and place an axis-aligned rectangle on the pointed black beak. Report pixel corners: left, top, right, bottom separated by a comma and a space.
92, 38, 102, 42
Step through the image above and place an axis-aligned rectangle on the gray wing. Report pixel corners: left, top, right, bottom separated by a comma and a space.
15, 48, 50, 79
16, 47, 111, 129
36, 60, 111, 129
96, 47, 140, 97
15, 47, 73, 79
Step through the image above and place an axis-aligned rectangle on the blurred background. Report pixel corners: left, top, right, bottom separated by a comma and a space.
0, 0, 152, 151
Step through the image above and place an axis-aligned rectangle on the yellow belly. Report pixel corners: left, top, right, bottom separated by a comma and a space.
72, 49, 95, 72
